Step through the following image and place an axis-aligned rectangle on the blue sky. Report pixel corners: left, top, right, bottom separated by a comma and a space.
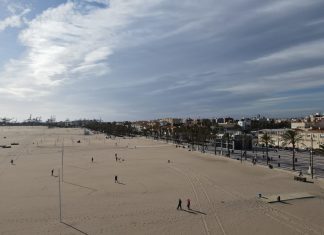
0, 0, 324, 121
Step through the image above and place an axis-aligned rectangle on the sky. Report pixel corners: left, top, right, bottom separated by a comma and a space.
0, 0, 324, 121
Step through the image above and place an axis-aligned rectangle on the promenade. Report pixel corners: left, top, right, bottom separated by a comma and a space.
201, 143, 324, 178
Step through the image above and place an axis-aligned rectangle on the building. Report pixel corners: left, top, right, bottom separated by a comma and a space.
238, 118, 251, 130
258, 129, 324, 149
160, 118, 182, 126
313, 118, 324, 130
291, 122, 307, 129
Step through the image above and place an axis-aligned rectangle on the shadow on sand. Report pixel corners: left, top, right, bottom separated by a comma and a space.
182, 209, 197, 214
305, 180, 314, 184
186, 209, 207, 215
61, 221, 88, 235
278, 201, 291, 205
117, 181, 126, 185
63, 180, 97, 193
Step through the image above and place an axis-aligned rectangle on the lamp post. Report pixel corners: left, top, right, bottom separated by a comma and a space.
311, 135, 314, 179
221, 138, 223, 155
214, 135, 217, 155
58, 169, 62, 222
240, 133, 243, 163
277, 131, 280, 150
61, 143, 64, 182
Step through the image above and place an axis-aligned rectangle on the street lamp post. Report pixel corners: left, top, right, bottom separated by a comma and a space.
240, 134, 243, 163
277, 131, 280, 150
243, 133, 246, 160
221, 139, 223, 155
61, 143, 64, 182
58, 169, 62, 222
311, 135, 314, 179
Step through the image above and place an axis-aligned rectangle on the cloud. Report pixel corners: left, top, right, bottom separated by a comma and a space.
84, 0, 109, 5
0, 7, 30, 31
256, 0, 316, 14
248, 39, 324, 66
0, 0, 221, 99
0, 0, 146, 98
0, 0, 324, 120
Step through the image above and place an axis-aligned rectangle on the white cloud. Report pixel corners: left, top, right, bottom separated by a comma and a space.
84, 0, 109, 4
263, 65, 324, 82
0, 0, 221, 99
0, 0, 323, 120
0, 0, 165, 98
248, 39, 324, 66
0, 7, 30, 31
256, 0, 314, 14
209, 64, 324, 97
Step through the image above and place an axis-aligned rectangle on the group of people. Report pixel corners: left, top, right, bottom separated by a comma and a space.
177, 198, 191, 210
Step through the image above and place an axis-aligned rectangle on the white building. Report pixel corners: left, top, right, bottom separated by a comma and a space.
238, 119, 251, 129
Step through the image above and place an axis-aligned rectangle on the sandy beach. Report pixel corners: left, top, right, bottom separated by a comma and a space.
0, 126, 324, 235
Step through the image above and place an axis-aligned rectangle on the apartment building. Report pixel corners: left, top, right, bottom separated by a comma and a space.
258, 129, 324, 149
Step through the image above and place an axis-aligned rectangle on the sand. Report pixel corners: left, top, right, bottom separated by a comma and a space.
0, 126, 324, 235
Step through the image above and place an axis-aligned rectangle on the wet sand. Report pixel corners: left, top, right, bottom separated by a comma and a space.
0, 126, 324, 235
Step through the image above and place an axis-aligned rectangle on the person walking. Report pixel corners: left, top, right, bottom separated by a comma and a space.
115, 153, 118, 162
91, 157, 94, 163
115, 175, 118, 183
187, 199, 191, 210
51, 169, 54, 176
10, 159, 13, 165
177, 198, 182, 210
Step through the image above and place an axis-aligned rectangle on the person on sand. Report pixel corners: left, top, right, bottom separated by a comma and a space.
187, 199, 191, 210
115, 153, 118, 162
91, 157, 94, 163
10, 159, 13, 165
51, 169, 54, 176
177, 199, 182, 210
115, 175, 118, 183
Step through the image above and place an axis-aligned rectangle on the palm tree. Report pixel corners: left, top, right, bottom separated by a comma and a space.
281, 130, 302, 170
259, 133, 274, 165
